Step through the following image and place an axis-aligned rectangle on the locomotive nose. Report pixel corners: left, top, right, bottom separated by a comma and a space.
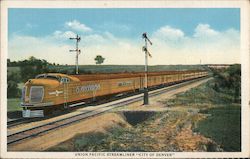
24, 79, 47, 104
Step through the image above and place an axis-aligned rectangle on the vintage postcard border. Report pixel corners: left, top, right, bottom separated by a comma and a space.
1, 0, 249, 158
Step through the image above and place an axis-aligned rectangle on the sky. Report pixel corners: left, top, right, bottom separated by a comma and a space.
8, 8, 240, 65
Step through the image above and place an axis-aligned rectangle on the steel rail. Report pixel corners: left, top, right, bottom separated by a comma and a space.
7, 118, 31, 128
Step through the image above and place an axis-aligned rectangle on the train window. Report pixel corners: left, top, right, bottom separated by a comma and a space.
36, 74, 60, 81
47, 75, 60, 81
36, 74, 45, 79
60, 77, 70, 83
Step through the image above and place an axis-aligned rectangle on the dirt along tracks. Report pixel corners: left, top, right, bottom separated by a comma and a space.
115, 77, 212, 112
8, 113, 130, 151
9, 77, 215, 151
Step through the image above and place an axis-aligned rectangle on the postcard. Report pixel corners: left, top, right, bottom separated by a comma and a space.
1, 0, 249, 158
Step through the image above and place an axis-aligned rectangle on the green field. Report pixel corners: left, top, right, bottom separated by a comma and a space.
7, 83, 23, 112
7, 98, 22, 112
196, 105, 241, 151
49, 64, 208, 74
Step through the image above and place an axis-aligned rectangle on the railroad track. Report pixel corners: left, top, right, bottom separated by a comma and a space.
7, 118, 29, 128
7, 76, 210, 146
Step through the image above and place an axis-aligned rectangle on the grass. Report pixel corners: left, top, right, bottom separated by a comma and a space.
196, 105, 241, 151
7, 98, 22, 112
7, 83, 23, 112
164, 79, 241, 151
164, 80, 236, 108
49, 132, 110, 152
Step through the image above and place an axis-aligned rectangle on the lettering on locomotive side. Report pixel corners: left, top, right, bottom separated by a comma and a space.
118, 81, 133, 87
76, 84, 101, 93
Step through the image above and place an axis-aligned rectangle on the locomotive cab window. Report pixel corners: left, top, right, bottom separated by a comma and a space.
36, 74, 60, 81
60, 77, 70, 83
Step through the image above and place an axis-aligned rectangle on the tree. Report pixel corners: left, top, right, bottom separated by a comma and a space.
7, 70, 21, 98
212, 64, 241, 102
94, 55, 105, 65
19, 56, 50, 82
227, 64, 241, 102
7, 59, 11, 67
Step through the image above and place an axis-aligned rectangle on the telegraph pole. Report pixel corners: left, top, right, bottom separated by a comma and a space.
142, 33, 152, 105
69, 34, 81, 74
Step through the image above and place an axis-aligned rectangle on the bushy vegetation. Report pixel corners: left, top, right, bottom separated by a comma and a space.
8, 56, 51, 82
7, 70, 21, 98
212, 64, 241, 102
7, 56, 51, 98
94, 55, 105, 65
165, 64, 241, 107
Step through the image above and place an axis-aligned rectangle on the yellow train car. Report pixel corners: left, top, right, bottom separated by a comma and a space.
21, 70, 208, 117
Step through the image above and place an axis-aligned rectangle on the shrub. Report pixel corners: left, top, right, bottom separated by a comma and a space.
7, 70, 21, 98
212, 64, 241, 103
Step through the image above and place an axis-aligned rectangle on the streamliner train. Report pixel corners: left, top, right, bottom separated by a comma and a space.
21, 70, 208, 117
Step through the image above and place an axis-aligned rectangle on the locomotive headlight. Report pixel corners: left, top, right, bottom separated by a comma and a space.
29, 86, 44, 104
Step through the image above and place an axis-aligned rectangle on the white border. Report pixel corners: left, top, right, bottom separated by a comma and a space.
1, 0, 249, 158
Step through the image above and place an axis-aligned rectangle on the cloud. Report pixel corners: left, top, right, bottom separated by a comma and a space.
52, 30, 76, 39
8, 34, 74, 64
82, 34, 106, 44
194, 24, 219, 38
150, 23, 240, 64
65, 20, 92, 33
8, 31, 143, 65
152, 25, 185, 41
8, 23, 240, 65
